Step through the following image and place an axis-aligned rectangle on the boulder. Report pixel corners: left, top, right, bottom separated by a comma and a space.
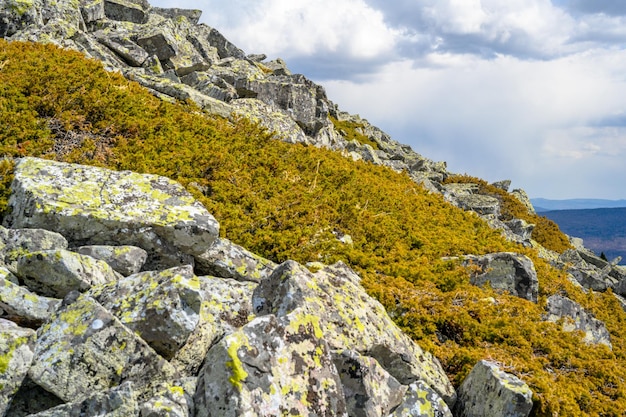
141, 380, 192, 417
28, 295, 177, 403
390, 380, 453, 417
88, 265, 202, 359
0, 319, 37, 416
75, 244, 148, 276
195, 237, 277, 282
253, 260, 456, 405
4, 157, 219, 270
557, 250, 615, 291
0, 268, 61, 328
16, 249, 121, 298
172, 275, 256, 376
545, 294, 612, 348
511, 189, 535, 215
333, 350, 406, 417
453, 360, 533, 417
0, 225, 69, 272
25, 381, 139, 416
79, 0, 105, 24
0, 0, 43, 38
103, 0, 148, 24
4, 375, 64, 416
94, 31, 150, 66
204, 26, 246, 59
464, 252, 539, 303
151, 7, 202, 25
194, 310, 347, 417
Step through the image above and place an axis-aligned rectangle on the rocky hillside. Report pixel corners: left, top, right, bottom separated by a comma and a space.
2, 1, 626, 416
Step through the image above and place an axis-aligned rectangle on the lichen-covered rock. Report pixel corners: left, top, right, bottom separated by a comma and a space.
452, 360, 533, 417
0, 319, 37, 416
464, 252, 539, 303
141, 380, 193, 417
557, 249, 616, 291
104, 0, 148, 24
4, 375, 64, 416
0, 225, 68, 272
172, 275, 256, 376
94, 31, 150, 66
4, 157, 219, 270
75, 244, 148, 276
26, 381, 139, 416
545, 294, 612, 348
195, 237, 277, 282
0, 0, 43, 38
16, 249, 121, 298
390, 381, 453, 417
333, 350, 406, 417
0, 267, 60, 328
253, 260, 456, 405
28, 295, 177, 403
88, 265, 202, 359
194, 310, 347, 417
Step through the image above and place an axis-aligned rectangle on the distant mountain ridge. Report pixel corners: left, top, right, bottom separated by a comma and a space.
532, 198, 626, 212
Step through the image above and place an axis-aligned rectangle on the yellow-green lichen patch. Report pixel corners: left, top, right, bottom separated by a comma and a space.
225, 332, 249, 391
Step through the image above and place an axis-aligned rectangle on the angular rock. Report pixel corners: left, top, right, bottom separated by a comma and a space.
75, 244, 148, 276
16, 249, 121, 298
0, 225, 69, 272
195, 237, 277, 282
28, 295, 177, 403
545, 294, 612, 348
152, 7, 202, 25
172, 275, 256, 376
26, 381, 139, 416
333, 350, 406, 417
0, 268, 60, 328
4, 375, 64, 416
253, 260, 456, 405
0, 0, 43, 38
194, 310, 347, 416
0, 319, 37, 416
390, 380, 453, 417
94, 31, 150, 66
79, 0, 105, 24
464, 252, 539, 303
205, 26, 246, 59
4, 157, 219, 270
557, 250, 614, 291
88, 265, 202, 359
141, 380, 193, 417
104, 0, 148, 24
455, 194, 500, 216
453, 360, 533, 417
511, 188, 535, 215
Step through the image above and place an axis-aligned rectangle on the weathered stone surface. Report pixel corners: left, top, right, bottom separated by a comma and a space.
0, 268, 60, 328
194, 310, 347, 417
140, 380, 192, 417
172, 275, 256, 376
26, 381, 139, 416
453, 360, 533, 417
94, 31, 150, 66
104, 0, 148, 24
75, 244, 148, 276
205, 26, 246, 59
333, 350, 406, 417
0, 319, 37, 416
29, 295, 177, 403
390, 380, 453, 417
16, 249, 121, 298
195, 237, 277, 282
4, 375, 64, 416
4, 157, 219, 269
455, 194, 500, 215
79, 0, 105, 24
151, 7, 202, 25
511, 188, 535, 215
464, 252, 539, 303
0, 0, 43, 38
0, 225, 68, 272
253, 260, 456, 405
557, 249, 615, 291
88, 265, 202, 359
545, 294, 612, 348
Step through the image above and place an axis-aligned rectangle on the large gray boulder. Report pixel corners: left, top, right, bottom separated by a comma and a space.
453, 360, 533, 417
0, 226, 68, 272
194, 310, 348, 417
16, 249, 121, 298
74, 244, 148, 276
464, 252, 539, 303
0, 319, 37, 416
195, 237, 277, 282
389, 381, 453, 417
545, 294, 612, 348
252, 260, 456, 405
25, 381, 139, 416
28, 295, 178, 403
88, 265, 202, 359
3, 157, 219, 270
0, 267, 60, 328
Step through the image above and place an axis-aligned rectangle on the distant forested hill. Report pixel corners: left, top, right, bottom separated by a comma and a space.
541, 207, 626, 264
532, 198, 626, 211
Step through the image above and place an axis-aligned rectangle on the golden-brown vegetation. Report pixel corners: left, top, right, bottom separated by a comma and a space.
1, 39, 625, 415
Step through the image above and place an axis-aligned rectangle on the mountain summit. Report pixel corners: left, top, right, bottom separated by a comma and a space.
2, 1, 626, 416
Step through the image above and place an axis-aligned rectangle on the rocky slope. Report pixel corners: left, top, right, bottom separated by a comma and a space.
2, 0, 626, 416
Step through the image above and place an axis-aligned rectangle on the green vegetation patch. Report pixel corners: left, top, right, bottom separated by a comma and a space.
330, 116, 380, 150
1, 39, 625, 415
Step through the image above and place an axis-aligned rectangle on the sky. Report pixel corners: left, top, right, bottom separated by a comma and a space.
151, 0, 626, 199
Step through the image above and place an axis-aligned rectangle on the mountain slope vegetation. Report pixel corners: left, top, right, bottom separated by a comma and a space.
2, 39, 626, 416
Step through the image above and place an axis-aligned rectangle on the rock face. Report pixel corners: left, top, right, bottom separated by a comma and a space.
0, 158, 467, 416
464, 252, 539, 303
453, 360, 533, 417
3, 157, 219, 270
